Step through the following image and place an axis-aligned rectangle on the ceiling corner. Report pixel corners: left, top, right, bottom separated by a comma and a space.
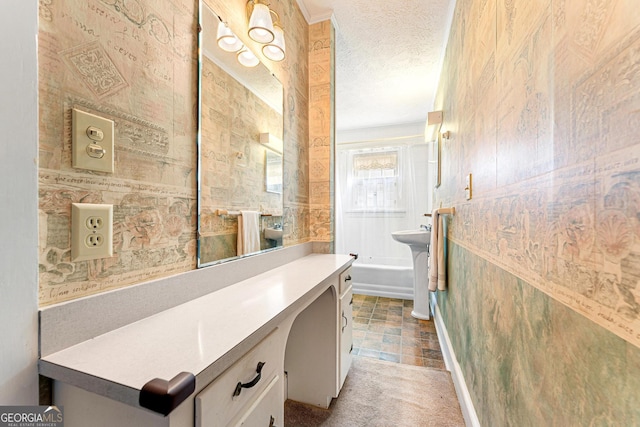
295, 0, 336, 26
295, 0, 312, 23
308, 10, 334, 25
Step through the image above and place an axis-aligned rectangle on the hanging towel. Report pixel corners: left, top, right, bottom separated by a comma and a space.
237, 211, 261, 255
428, 209, 447, 291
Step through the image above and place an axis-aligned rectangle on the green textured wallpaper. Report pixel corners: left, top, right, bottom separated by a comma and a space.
439, 242, 640, 426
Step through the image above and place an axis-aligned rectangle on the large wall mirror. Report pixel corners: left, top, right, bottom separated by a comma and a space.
198, 2, 284, 267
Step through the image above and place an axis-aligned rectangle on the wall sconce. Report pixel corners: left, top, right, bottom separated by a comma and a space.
247, 0, 275, 43
441, 130, 451, 139
237, 48, 260, 67
216, 19, 244, 53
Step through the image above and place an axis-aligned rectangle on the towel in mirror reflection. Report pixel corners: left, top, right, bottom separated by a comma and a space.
238, 211, 261, 255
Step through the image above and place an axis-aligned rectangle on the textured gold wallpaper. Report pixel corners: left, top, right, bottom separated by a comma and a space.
308, 20, 334, 250
38, 0, 311, 305
434, 0, 640, 424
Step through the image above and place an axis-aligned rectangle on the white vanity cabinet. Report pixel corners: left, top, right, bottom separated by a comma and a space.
338, 267, 353, 389
39, 253, 355, 427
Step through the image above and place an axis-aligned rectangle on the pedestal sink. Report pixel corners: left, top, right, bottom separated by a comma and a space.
392, 229, 431, 320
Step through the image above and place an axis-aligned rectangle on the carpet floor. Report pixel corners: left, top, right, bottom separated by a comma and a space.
284, 356, 465, 427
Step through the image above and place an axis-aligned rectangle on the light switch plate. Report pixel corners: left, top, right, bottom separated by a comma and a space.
465, 174, 473, 200
71, 203, 113, 261
72, 108, 114, 173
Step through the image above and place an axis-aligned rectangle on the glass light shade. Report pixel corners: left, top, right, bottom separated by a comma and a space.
216, 21, 244, 53
237, 48, 259, 67
262, 24, 285, 61
248, 2, 274, 43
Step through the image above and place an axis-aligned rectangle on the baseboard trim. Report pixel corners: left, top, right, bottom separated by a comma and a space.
431, 293, 480, 427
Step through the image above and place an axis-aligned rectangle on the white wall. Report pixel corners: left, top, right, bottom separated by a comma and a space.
0, 0, 39, 404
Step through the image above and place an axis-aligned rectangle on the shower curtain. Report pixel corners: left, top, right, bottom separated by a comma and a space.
336, 139, 430, 270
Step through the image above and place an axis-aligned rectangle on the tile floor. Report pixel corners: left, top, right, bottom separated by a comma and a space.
351, 294, 446, 369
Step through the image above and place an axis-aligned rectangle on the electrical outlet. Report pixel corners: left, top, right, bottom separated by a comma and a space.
71, 203, 113, 261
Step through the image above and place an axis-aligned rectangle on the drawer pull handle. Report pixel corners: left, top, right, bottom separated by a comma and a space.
342, 311, 348, 332
345, 275, 352, 282
349, 253, 359, 259
350, 296, 353, 305
233, 361, 265, 397
269, 415, 276, 426
350, 344, 353, 354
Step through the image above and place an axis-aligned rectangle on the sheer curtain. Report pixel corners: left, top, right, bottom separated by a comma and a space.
336, 139, 429, 267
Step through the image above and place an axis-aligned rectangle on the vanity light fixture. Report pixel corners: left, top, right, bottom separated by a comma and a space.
247, 0, 275, 44
262, 15, 286, 62
237, 48, 260, 67
216, 20, 244, 53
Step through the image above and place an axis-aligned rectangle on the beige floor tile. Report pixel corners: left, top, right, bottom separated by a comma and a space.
382, 334, 401, 344
381, 342, 401, 354
401, 345, 423, 356
359, 348, 380, 358
371, 312, 388, 321
367, 320, 387, 333
400, 354, 424, 366
379, 352, 401, 363
384, 326, 402, 336
401, 329, 422, 339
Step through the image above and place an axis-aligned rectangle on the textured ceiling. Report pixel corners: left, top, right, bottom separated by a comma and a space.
297, 0, 455, 131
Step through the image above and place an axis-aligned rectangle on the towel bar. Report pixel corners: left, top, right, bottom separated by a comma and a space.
215, 209, 272, 216
423, 207, 455, 217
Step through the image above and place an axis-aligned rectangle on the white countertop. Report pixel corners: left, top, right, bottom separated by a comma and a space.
40, 254, 353, 404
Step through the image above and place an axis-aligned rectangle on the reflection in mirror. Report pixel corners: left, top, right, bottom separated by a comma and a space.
265, 150, 283, 194
198, 2, 284, 267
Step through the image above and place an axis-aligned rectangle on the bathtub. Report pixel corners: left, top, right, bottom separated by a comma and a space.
350, 263, 414, 300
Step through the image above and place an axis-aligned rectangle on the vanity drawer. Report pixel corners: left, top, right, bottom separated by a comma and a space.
339, 267, 352, 294
196, 329, 281, 427
231, 375, 282, 427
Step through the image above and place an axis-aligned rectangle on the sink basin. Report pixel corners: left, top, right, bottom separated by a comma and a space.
392, 229, 431, 320
391, 229, 430, 247
264, 227, 283, 241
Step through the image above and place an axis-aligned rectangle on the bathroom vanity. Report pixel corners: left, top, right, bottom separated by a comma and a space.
39, 245, 354, 426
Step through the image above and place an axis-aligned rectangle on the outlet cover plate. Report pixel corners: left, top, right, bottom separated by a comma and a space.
71, 203, 113, 261
72, 108, 114, 173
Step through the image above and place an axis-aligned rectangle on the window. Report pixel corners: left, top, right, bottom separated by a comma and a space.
347, 148, 403, 212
